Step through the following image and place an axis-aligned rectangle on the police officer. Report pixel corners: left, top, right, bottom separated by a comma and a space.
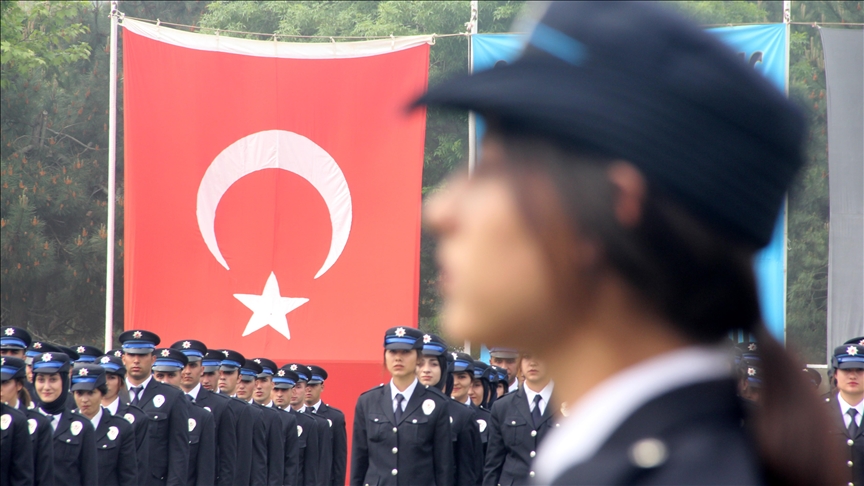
1, 401, 34, 486
25, 340, 65, 408
237, 359, 284, 486
276, 364, 320, 486
1, 355, 53, 485
253, 357, 300, 486
825, 343, 864, 486
171, 340, 238, 486
491, 366, 509, 398
469, 360, 497, 410
1, 326, 32, 359
119, 330, 190, 486
288, 363, 333, 486
483, 353, 556, 486
151, 348, 216, 486
489, 348, 520, 394
32, 351, 99, 486
218, 349, 267, 486
350, 326, 452, 486
73, 345, 105, 363
71, 362, 138, 486
99, 352, 150, 486
304, 364, 346, 486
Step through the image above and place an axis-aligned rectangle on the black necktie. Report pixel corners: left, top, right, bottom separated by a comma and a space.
130, 386, 143, 406
531, 394, 543, 428
186, 394, 195, 403
394, 394, 405, 423
849, 408, 860, 439
305, 407, 313, 414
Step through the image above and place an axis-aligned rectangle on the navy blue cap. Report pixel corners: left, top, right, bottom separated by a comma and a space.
119, 330, 161, 355
802, 368, 821, 387
420, 334, 448, 356
170, 340, 208, 362
32, 352, 72, 374
216, 350, 246, 372
736, 342, 760, 360
1, 356, 27, 381
240, 360, 263, 382
201, 351, 223, 373
153, 348, 188, 372
416, 1, 805, 249
305, 365, 328, 385
491, 365, 509, 384
58, 346, 80, 361
473, 360, 490, 380
1, 327, 32, 350
833, 344, 864, 370
25, 341, 63, 364
450, 352, 475, 374
274, 367, 299, 389
383, 327, 424, 350
73, 345, 104, 363
97, 354, 126, 376
70, 363, 107, 391
106, 349, 124, 358
844, 337, 864, 346
489, 347, 518, 359
741, 358, 762, 387
250, 358, 278, 378
284, 363, 309, 382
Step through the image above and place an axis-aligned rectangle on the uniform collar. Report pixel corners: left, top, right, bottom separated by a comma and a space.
105, 396, 120, 415
390, 377, 418, 405
837, 392, 864, 422
89, 407, 104, 429
524, 380, 554, 413
310, 400, 323, 412
186, 382, 202, 400
508, 380, 520, 393
126, 374, 152, 392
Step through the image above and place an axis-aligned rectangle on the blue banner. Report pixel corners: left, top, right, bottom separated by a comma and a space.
473, 24, 788, 354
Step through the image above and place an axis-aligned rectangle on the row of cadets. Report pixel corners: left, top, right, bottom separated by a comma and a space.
236, 358, 285, 486
2, 355, 54, 485
254, 358, 300, 486
288, 362, 335, 486
273, 363, 321, 486
450, 351, 490, 456
304, 364, 349, 486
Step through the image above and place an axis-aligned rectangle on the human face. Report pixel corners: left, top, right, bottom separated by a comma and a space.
290, 381, 307, 408
74, 389, 103, 419
304, 382, 323, 406
35, 373, 63, 403
200, 371, 218, 391
836, 368, 863, 400
154, 370, 181, 388
122, 352, 156, 383
417, 355, 442, 387
1, 379, 22, 406
180, 361, 203, 392
385, 349, 418, 380
219, 370, 239, 395
425, 141, 559, 348
236, 379, 253, 400
468, 379, 485, 407
272, 387, 292, 409
451, 371, 472, 403
490, 357, 518, 384
521, 354, 550, 390
254, 376, 274, 404
0, 349, 25, 359
103, 374, 121, 403
497, 382, 506, 397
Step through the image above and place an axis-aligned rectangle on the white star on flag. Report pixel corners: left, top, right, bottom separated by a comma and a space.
234, 272, 308, 340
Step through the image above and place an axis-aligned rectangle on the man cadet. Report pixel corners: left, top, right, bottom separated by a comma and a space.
237, 359, 284, 486
1, 401, 34, 486
119, 330, 190, 486
825, 343, 864, 486
254, 357, 300, 486
171, 340, 238, 486
305, 364, 348, 486
99, 352, 150, 486
488, 347, 520, 393
152, 348, 216, 486
289, 363, 333, 486
218, 349, 267, 485
274, 365, 320, 486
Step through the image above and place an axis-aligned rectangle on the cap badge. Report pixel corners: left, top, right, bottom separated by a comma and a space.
124, 413, 135, 424
107, 426, 119, 441
290, 364, 298, 371
277, 370, 285, 377
0, 414, 10, 431
100, 356, 110, 364
70, 421, 83, 436
153, 394, 165, 408
78, 368, 89, 376
423, 334, 432, 344
395, 327, 406, 338
254, 359, 261, 364
133, 331, 143, 339
41, 353, 53, 362
307, 366, 312, 370
4, 328, 13, 335
113, 350, 122, 357
33, 342, 42, 349
161, 349, 170, 357
748, 343, 757, 351
422, 398, 436, 415
477, 418, 487, 432
848, 346, 859, 356
860, 339, 864, 346
182, 341, 191, 349
188, 418, 197, 432
451, 352, 458, 360
76, 346, 85, 353
28, 418, 37, 435
747, 367, 756, 376
222, 350, 230, 357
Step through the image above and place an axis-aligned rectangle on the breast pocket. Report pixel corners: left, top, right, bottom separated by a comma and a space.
503, 416, 527, 448
405, 415, 431, 443
367, 414, 390, 443
147, 411, 169, 442
55, 433, 82, 464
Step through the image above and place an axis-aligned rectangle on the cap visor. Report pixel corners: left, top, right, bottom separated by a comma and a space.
152, 365, 181, 372
385, 343, 414, 351
1, 372, 13, 381
123, 348, 152, 355
70, 382, 95, 391
838, 361, 864, 370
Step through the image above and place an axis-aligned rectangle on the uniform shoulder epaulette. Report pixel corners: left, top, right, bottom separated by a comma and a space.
359, 383, 386, 396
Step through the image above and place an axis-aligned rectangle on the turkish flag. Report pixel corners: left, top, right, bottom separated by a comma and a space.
122, 19, 430, 459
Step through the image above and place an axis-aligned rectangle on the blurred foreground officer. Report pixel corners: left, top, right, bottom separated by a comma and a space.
152, 349, 216, 486
71, 363, 138, 486
489, 348, 520, 393
419, 2, 841, 484
171, 340, 238, 486
120, 330, 189, 486
1, 401, 33, 486
99, 353, 150, 486
305, 364, 347, 486
350, 327, 452, 486
276, 365, 320, 486
1, 356, 54, 485
33, 352, 98, 486
825, 343, 864, 486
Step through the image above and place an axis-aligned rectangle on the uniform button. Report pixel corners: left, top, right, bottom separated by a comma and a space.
412, 419, 417, 423
629, 438, 668, 469
373, 418, 379, 422
848, 439, 855, 446
66, 439, 71, 443
511, 421, 516, 425
529, 471, 535, 478
102, 445, 107, 448
530, 451, 536, 458
392, 447, 398, 454
391, 469, 398, 476
530, 430, 537, 437
848, 461, 854, 467
847, 482, 853, 486
392, 427, 398, 433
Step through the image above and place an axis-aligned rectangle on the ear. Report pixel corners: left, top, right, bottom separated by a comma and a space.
606, 162, 647, 228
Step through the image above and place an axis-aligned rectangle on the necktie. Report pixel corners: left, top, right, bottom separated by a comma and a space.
130, 386, 143, 406
394, 394, 405, 423
305, 406, 314, 414
848, 408, 860, 439
50, 413, 61, 431
186, 394, 195, 403
531, 394, 543, 428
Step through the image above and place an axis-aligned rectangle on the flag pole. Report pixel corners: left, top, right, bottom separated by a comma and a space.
782, 0, 791, 346
464, 0, 479, 355
105, 0, 119, 351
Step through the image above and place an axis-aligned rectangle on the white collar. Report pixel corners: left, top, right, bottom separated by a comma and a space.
126, 374, 152, 392
524, 380, 554, 413
390, 377, 419, 405
535, 346, 731, 484
310, 400, 322, 412
186, 383, 202, 400
508, 380, 520, 393
105, 396, 120, 415
89, 407, 104, 429
263, 401, 275, 408
838, 392, 864, 417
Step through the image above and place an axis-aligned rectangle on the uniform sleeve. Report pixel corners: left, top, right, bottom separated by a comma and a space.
196, 412, 216, 486
166, 394, 191, 486
10, 414, 34, 486
283, 413, 299, 486
78, 420, 100, 486
315, 416, 333, 486
482, 402, 507, 486
349, 398, 369, 486
432, 400, 454, 486
251, 411, 269, 486
330, 412, 347, 486
456, 411, 482, 486
130, 407, 150, 486
302, 417, 320, 486
34, 416, 55, 486
266, 414, 285, 486
215, 403, 237, 486
118, 421, 140, 486
234, 405, 254, 484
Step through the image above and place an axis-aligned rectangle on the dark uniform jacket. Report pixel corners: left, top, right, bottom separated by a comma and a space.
115, 399, 151, 486
136, 379, 190, 486
51, 409, 99, 486
255, 403, 286, 486
447, 398, 483, 486
21, 405, 55, 486
195, 387, 238, 486
90, 408, 139, 486
188, 403, 216, 486
315, 402, 347, 486
350, 383, 453, 486
1, 403, 34, 486
306, 409, 333, 486
548, 380, 761, 485
269, 404, 299, 486
483, 387, 558, 486
824, 392, 864, 486
243, 399, 269, 485
291, 408, 321, 486
221, 394, 256, 486
473, 405, 492, 458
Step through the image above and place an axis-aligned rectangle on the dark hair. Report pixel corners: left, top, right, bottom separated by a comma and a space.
484, 126, 844, 486
13, 377, 31, 409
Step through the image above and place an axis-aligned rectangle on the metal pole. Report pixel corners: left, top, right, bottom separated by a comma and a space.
782, 0, 791, 346
464, 0, 479, 356
105, 1, 119, 351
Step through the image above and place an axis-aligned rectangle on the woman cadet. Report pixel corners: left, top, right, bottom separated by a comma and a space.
350, 326, 452, 486
1, 356, 54, 485
420, 2, 841, 485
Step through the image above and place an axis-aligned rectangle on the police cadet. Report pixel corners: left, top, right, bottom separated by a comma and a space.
469, 360, 497, 410
99, 352, 150, 486
238, 358, 285, 486
207, 349, 254, 486
1, 326, 32, 360
825, 342, 864, 486
73, 344, 104, 363
253, 357, 300, 486
450, 352, 489, 459
218, 349, 267, 486
1, 401, 34, 486
350, 326, 452, 486
304, 364, 347, 486
276, 364, 320, 486
418, 334, 483, 486
71, 362, 138, 486
32, 351, 98, 486
489, 348, 520, 394
288, 362, 333, 486
171, 340, 239, 486
119, 330, 190, 486
26, 340, 66, 408
491, 366, 509, 398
